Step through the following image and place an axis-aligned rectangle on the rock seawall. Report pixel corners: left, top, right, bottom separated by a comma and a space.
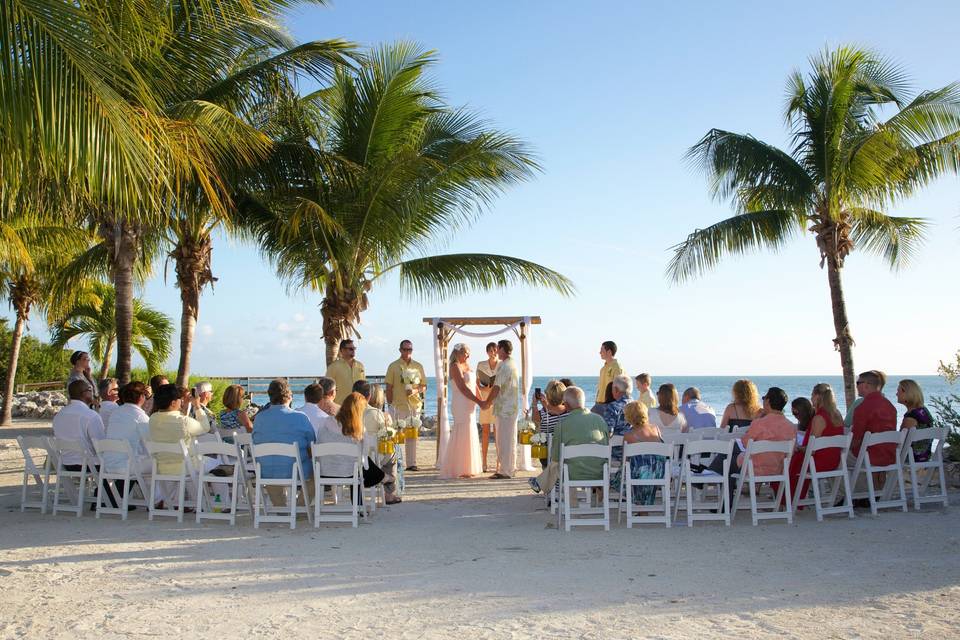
2, 391, 68, 419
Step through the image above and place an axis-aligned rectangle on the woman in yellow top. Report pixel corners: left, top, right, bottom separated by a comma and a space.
148, 383, 211, 476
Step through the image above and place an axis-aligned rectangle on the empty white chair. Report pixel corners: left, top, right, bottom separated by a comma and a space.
675, 439, 733, 527
94, 438, 150, 520
312, 441, 364, 527
17, 436, 54, 514
195, 441, 248, 525
558, 443, 611, 532
901, 427, 949, 510
792, 434, 854, 520
619, 441, 673, 528
52, 438, 99, 517
252, 442, 312, 529
607, 434, 625, 508
731, 439, 794, 525
144, 440, 192, 522
849, 430, 908, 515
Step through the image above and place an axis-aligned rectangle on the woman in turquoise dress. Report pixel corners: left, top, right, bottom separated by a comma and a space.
610, 401, 667, 505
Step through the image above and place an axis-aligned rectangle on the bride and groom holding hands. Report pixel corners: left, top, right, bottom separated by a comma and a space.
439, 339, 520, 479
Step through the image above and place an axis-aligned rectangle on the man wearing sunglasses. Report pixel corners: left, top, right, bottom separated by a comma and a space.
386, 340, 427, 471
326, 339, 366, 406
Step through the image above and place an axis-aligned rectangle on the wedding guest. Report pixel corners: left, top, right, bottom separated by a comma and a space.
531, 379, 568, 468
148, 383, 211, 508
648, 383, 687, 436
103, 381, 152, 501
528, 386, 609, 494
596, 341, 624, 404
385, 339, 427, 471
896, 379, 934, 462
365, 383, 402, 503
719, 379, 761, 431
143, 374, 169, 415
476, 342, 499, 473
559, 378, 575, 388
844, 369, 886, 429
316, 376, 340, 417
188, 381, 216, 425
788, 383, 843, 503
609, 401, 666, 506
679, 387, 717, 430
66, 351, 98, 407
484, 339, 520, 479
252, 379, 317, 507
604, 375, 633, 463
591, 382, 615, 416
315, 392, 385, 501
849, 370, 897, 468
326, 339, 366, 405
98, 377, 120, 427
219, 384, 253, 433
791, 397, 815, 431
295, 382, 330, 437
54, 379, 114, 509
635, 373, 656, 409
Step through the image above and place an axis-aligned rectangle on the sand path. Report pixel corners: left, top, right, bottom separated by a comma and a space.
1, 421, 958, 639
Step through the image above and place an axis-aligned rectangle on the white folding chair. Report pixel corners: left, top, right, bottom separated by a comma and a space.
252, 442, 312, 529
698, 428, 726, 440
17, 436, 54, 514
902, 427, 949, 510
849, 430, 908, 515
619, 441, 673, 528
558, 443, 611, 532
608, 434, 625, 509
312, 442, 364, 528
792, 434, 854, 520
674, 439, 733, 527
547, 433, 558, 514
52, 438, 99, 517
144, 440, 192, 522
94, 439, 150, 520
731, 439, 794, 525
196, 441, 248, 525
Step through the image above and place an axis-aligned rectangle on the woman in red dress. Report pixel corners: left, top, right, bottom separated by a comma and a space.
789, 383, 845, 504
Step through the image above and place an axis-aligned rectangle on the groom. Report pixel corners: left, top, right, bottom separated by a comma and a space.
484, 339, 519, 479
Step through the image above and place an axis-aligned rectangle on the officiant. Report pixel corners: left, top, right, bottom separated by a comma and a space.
475, 342, 499, 474
386, 339, 428, 471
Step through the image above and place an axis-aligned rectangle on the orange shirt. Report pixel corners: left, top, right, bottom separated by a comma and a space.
738, 412, 796, 476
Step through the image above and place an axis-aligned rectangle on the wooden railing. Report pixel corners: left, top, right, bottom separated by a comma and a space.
15, 381, 64, 394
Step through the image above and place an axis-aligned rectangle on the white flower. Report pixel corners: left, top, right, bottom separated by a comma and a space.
410, 415, 422, 428
397, 418, 408, 430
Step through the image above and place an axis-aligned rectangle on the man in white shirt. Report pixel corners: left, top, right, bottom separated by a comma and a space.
54, 380, 114, 509
104, 381, 152, 475
97, 377, 120, 428
187, 381, 217, 425
295, 382, 331, 438
484, 339, 520, 479
679, 387, 717, 430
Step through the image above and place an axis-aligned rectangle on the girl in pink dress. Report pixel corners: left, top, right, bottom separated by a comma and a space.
439, 344, 483, 478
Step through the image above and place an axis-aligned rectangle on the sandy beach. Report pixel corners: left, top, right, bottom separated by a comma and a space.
1, 419, 958, 639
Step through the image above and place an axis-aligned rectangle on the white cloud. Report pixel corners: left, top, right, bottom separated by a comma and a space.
200, 324, 214, 337
293, 312, 306, 323
276, 322, 291, 332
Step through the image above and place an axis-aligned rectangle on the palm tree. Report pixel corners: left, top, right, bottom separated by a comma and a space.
50, 284, 174, 380
0, 219, 96, 425
668, 46, 960, 405
243, 43, 574, 364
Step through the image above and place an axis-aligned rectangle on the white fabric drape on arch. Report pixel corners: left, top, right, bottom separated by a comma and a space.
431, 317, 535, 471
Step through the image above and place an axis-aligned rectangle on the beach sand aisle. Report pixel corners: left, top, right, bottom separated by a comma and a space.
1, 421, 958, 639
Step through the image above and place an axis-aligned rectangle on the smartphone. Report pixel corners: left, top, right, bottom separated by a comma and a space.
534, 387, 542, 400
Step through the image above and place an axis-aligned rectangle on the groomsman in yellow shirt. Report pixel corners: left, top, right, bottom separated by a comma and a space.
596, 340, 623, 404
326, 339, 366, 405
386, 340, 427, 471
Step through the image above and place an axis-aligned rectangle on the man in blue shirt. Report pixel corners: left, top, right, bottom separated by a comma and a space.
679, 387, 718, 430
252, 378, 317, 507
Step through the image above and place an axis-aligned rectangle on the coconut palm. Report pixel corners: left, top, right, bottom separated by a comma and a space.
242, 42, 574, 364
669, 46, 960, 405
50, 284, 174, 380
0, 219, 96, 425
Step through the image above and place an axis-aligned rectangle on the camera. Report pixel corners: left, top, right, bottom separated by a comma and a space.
534, 387, 542, 400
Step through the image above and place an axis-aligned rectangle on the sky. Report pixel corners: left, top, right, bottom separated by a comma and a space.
10, 0, 960, 378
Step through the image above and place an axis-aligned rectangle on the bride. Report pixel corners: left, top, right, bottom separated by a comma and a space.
438, 343, 483, 478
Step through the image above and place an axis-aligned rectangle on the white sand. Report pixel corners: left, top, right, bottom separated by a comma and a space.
1, 420, 958, 639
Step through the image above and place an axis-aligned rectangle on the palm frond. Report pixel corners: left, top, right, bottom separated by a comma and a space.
848, 208, 929, 270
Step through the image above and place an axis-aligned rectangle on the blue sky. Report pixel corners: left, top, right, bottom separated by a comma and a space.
12, 0, 960, 378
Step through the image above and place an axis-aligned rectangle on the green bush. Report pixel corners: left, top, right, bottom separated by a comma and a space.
933, 350, 960, 462
0, 320, 72, 390
124, 368, 233, 415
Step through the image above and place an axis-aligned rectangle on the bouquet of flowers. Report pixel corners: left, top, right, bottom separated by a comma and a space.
517, 417, 535, 445
530, 431, 549, 459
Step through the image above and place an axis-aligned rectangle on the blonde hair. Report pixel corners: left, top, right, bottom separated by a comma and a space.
732, 379, 761, 418
811, 383, 843, 426
336, 392, 367, 440
369, 384, 386, 410
623, 401, 648, 428
545, 379, 566, 406
656, 384, 679, 416
449, 343, 469, 366
897, 379, 924, 408
222, 384, 245, 411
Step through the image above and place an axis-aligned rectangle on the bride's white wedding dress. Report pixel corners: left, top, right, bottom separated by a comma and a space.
439, 367, 482, 478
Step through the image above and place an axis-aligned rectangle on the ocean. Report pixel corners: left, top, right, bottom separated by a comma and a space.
243, 374, 953, 423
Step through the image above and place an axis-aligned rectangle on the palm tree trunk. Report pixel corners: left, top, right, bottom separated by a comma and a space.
98, 338, 115, 382
322, 305, 340, 367
112, 222, 140, 385
173, 232, 216, 387
826, 259, 856, 407
176, 289, 197, 387
1, 312, 27, 426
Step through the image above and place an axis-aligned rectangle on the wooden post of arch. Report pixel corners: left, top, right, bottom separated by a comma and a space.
519, 319, 528, 415
436, 322, 451, 465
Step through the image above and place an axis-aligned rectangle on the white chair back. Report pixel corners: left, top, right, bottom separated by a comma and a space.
901, 427, 949, 510
733, 439, 794, 525
558, 443, 611, 532
252, 442, 310, 529
620, 441, 674, 528
17, 436, 53, 513
792, 434, 854, 521
850, 430, 907, 515
311, 442, 363, 528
